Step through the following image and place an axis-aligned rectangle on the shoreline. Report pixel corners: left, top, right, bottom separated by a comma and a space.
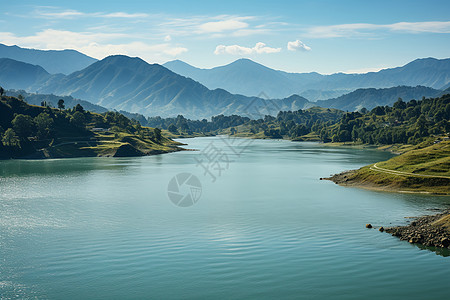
321, 170, 450, 195
323, 168, 450, 252
385, 210, 450, 249
0, 143, 186, 160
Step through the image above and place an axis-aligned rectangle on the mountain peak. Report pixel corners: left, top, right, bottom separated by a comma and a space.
228, 58, 264, 67
102, 54, 145, 63
0, 43, 97, 74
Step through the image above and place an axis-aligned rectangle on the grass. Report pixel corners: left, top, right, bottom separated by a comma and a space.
341, 140, 450, 194
43, 129, 183, 158
377, 141, 450, 176
432, 214, 450, 231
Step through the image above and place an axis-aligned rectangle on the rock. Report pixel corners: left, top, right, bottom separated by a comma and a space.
379, 227, 384, 232
385, 210, 450, 253
366, 224, 373, 229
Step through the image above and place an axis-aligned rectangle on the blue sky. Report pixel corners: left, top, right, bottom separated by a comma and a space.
1, 0, 449, 74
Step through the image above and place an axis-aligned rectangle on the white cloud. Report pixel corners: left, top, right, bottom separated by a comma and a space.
214, 42, 281, 55
387, 21, 450, 33
161, 15, 270, 37
287, 40, 311, 51
164, 35, 172, 42
198, 19, 248, 33
33, 8, 149, 19
305, 21, 450, 38
102, 12, 149, 18
36, 9, 86, 19
0, 29, 187, 63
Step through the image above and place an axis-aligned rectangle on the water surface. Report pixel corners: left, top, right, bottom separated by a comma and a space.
1, 137, 449, 299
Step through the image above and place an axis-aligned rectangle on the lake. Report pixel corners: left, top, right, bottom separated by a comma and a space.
1, 137, 449, 299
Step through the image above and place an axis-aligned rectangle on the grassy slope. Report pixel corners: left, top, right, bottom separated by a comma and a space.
334, 140, 450, 194
42, 130, 183, 158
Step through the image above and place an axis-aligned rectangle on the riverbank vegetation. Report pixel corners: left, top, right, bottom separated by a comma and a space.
141, 94, 449, 147
0, 95, 182, 159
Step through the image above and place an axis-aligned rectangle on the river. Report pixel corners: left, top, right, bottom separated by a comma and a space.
1, 137, 449, 299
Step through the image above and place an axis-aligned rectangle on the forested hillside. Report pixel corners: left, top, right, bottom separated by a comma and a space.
0, 94, 181, 159
316, 94, 450, 144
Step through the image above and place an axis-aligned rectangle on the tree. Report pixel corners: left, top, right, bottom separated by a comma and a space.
2, 128, 20, 147
0, 86, 4, 97
154, 128, 162, 141
34, 113, 54, 139
415, 115, 427, 136
11, 114, 35, 138
70, 111, 86, 128
74, 104, 85, 113
393, 98, 406, 110
57, 99, 65, 110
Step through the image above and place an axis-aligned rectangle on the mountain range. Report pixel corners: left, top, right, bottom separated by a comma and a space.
0, 43, 97, 74
0, 44, 448, 119
0, 56, 312, 119
316, 86, 442, 112
164, 57, 450, 99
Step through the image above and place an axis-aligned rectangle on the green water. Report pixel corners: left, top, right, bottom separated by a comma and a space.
1, 137, 449, 299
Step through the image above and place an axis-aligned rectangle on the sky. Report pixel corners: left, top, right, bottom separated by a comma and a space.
1, 0, 449, 74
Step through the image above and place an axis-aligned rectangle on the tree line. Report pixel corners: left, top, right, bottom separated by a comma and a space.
316, 95, 450, 144
0, 94, 162, 158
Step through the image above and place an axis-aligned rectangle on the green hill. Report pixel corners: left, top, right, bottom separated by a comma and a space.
0, 95, 183, 159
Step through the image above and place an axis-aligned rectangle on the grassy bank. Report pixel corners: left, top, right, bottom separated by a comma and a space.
326, 140, 450, 195
35, 131, 184, 159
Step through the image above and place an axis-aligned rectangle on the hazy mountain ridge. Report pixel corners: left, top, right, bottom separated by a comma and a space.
29, 55, 310, 119
316, 86, 442, 111
164, 57, 450, 99
0, 43, 97, 74
0, 55, 447, 119
0, 58, 52, 90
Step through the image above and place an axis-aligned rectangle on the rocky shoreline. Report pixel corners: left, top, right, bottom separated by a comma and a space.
385, 210, 450, 249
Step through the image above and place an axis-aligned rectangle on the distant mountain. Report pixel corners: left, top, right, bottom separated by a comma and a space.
1, 56, 445, 119
0, 58, 52, 90
316, 86, 441, 111
33, 55, 310, 119
164, 58, 304, 99
164, 57, 450, 99
0, 43, 97, 74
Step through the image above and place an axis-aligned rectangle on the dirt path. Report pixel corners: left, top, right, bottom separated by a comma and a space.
370, 163, 450, 179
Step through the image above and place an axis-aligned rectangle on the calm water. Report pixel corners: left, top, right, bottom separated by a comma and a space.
1, 137, 449, 299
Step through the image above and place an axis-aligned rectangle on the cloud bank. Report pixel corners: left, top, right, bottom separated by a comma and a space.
305, 21, 450, 38
214, 42, 281, 55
